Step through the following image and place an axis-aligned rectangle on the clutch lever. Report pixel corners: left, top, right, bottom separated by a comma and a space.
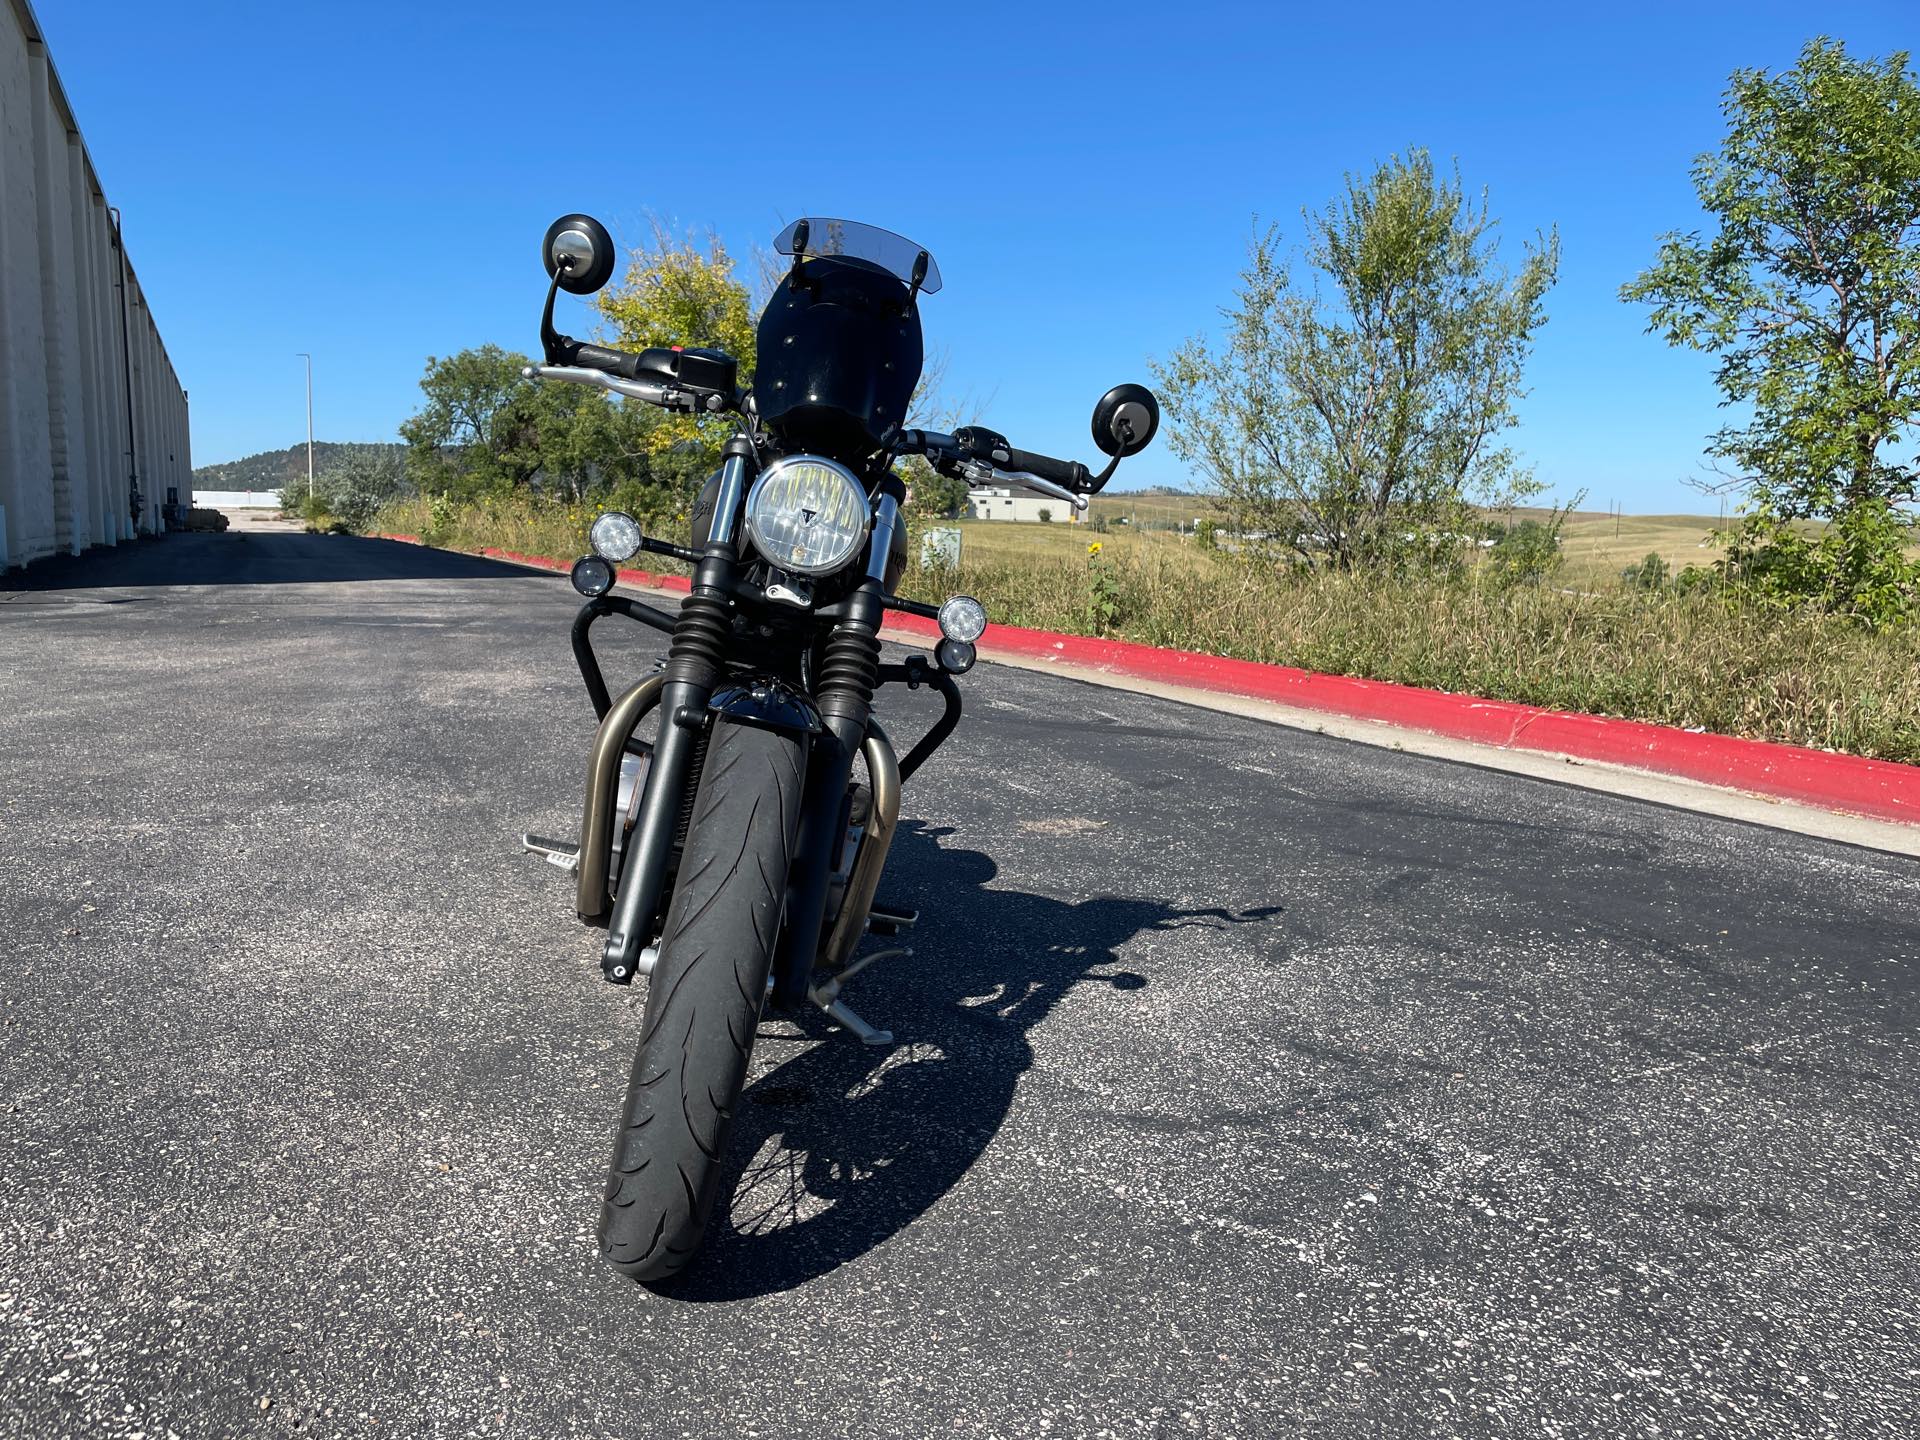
954, 458, 1089, 512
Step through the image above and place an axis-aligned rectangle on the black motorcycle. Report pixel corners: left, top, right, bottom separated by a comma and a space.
519, 213, 1159, 1282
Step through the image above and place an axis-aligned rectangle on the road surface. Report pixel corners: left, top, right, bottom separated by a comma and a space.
3, 531, 1917, 1438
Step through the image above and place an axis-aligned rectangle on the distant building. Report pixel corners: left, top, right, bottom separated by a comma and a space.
967, 487, 1079, 523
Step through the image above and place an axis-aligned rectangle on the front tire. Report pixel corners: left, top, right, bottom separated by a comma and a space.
597, 719, 806, 1283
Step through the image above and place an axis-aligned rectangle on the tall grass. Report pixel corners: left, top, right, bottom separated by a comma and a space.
373, 496, 1920, 764
900, 548, 1920, 764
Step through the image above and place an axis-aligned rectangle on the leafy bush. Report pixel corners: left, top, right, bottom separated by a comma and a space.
320, 446, 413, 532
1720, 502, 1920, 628
1485, 519, 1561, 588
1621, 552, 1671, 591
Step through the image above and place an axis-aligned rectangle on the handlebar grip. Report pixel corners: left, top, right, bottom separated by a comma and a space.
1000, 446, 1090, 492
568, 342, 644, 380
952, 426, 1091, 492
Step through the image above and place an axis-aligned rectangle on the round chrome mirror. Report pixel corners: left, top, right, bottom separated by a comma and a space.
1090, 383, 1161, 458
542, 213, 617, 295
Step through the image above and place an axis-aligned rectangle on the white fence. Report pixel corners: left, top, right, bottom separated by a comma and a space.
0, 0, 189, 569
193, 490, 283, 510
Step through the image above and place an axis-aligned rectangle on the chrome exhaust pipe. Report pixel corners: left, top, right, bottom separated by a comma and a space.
576, 673, 666, 921
820, 722, 902, 976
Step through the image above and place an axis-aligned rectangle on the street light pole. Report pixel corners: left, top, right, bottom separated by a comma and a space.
296, 353, 314, 501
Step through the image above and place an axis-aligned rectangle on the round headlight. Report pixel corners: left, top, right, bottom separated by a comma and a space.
938, 594, 987, 644
590, 510, 644, 563
570, 554, 614, 597
744, 456, 871, 576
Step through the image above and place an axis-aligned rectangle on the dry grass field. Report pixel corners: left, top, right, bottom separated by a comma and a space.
947, 494, 1735, 587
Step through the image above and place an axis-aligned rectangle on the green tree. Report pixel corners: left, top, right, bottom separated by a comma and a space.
400, 345, 659, 503
904, 462, 970, 518
1154, 149, 1559, 568
596, 220, 757, 494
1623, 39, 1920, 624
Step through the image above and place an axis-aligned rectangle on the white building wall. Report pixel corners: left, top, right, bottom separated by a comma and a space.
967, 487, 1081, 524
0, 0, 188, 569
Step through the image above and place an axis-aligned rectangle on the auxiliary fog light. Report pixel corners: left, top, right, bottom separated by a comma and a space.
589, 510, 645, 563
570, 554, 615, 597
936, 638, 977, 674
937, 593, 987, 644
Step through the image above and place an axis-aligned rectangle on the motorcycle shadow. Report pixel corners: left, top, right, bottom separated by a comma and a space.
658, 820, 1281, 1302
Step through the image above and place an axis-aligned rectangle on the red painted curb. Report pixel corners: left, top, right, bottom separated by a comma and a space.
371, 533, 1920, 828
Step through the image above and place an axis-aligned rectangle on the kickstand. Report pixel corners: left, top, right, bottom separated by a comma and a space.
807, 947, 910, 1047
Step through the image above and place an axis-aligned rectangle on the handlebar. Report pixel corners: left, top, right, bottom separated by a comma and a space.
524, 344, 737, 413
953, 428, 1092, 493
902, 427, 1104, 510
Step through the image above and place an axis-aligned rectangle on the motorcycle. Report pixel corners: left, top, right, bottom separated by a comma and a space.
519, 213, 1160, 1283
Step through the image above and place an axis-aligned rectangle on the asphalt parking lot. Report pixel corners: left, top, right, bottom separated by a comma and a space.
3, 531, 1917, 1438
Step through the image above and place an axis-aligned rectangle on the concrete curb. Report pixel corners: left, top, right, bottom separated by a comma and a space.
370, 533, 1920, 829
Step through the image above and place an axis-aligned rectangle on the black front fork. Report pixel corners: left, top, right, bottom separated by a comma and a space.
600, 439, 756, 983
767, 479, 904, 1009
599, 462, 903, 998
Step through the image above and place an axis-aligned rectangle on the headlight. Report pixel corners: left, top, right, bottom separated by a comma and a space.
590, 510, 644, 563
744, 456, 871, 575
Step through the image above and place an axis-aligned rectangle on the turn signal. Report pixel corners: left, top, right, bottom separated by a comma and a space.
571, 554, 614, 597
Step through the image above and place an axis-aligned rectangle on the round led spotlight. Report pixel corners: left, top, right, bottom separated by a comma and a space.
938, 594, 987, 644
936, 638, 976, 674
589, 510, 644, 563
570, 554, 614, 597
744, 455, 871, 575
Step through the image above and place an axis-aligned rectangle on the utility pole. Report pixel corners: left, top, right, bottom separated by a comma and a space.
296, 353, 314, 500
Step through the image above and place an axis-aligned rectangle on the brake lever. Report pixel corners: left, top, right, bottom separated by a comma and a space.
521, 364, 703, 412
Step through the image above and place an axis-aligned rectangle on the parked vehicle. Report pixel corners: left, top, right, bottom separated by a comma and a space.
520, 214, 1159, 1282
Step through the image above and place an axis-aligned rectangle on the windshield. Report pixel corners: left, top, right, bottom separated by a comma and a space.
773, 217, 942, 294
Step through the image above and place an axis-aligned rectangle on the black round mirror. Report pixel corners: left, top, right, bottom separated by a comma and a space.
1091, 383, 1160, 458
542, 213, 617, 295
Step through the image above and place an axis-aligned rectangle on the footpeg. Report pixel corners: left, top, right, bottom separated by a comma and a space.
523, 833, 581, 872
867, 902, 919, 935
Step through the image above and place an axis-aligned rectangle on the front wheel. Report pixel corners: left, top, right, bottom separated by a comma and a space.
597, 719, 805, 1283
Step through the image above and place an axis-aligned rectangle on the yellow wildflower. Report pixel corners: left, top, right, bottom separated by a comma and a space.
1087, 541, 1103, 557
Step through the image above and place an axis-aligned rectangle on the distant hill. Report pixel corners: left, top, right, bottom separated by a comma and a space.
192, 442, 406, 493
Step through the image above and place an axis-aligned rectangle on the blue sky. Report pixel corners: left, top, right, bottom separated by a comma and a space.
37, 0, 1916, 509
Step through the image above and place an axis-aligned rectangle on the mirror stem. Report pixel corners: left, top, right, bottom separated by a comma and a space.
539, 269, 579, 367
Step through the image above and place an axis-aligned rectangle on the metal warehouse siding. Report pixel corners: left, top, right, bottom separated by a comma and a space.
0, 0, 188, 569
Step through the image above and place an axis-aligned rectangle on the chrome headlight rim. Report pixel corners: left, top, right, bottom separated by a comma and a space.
743, 454, 872, 577
589, 510, 644, 563
938, 593, 988, 644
